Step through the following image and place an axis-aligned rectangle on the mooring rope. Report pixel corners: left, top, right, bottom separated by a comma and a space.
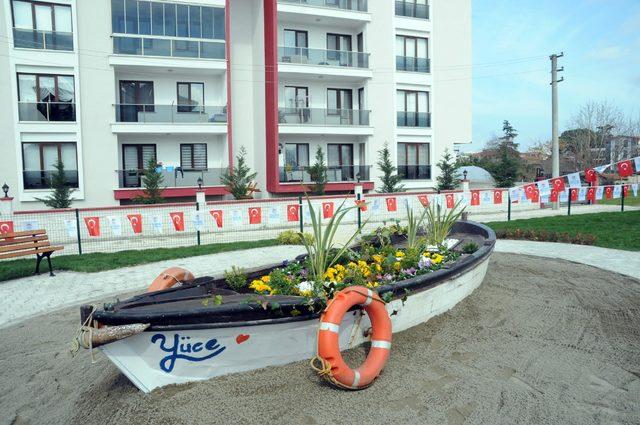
69, 305, 99, 363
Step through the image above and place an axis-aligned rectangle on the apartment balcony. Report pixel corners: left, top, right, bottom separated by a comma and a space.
13, 28, 73, 51
398, 165, 431, 180
278, 0, 370, 26
18, 102, 76, 122
279, 165, 371, 184
278, 47, 372, 80
397, 111, 431, 128
395, 1, 429, 19
23, 170, 79, 190
278, 108, 372, 135
280, 0, 367, 12
111, 104, 227, 134
114, 168, 227, 200
396, 56, 430, 73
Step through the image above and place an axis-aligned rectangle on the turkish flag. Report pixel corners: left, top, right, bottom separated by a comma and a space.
385, 197, 397, 212
530, 188, 540, 203
210, 210, 223, 228
0, 221, 14, 235
584, 169, 598, 183
127, 214, 143, 234
322, 202, 334, 219
355, 200, 367, 212
586, 187, 596, 201
605, 186, 613, 199
550, 177, 566, 193
470, 190, 480, 206
248, 207, 262, 224
617, 160, 634, 178
169, 212, 185, 231
418, 195, 429, 207
493, 190, 503, 204
550, 188, 558, 202
445, 193, 455, 209
570, 188, 578, 202
84, 217, 100, 237
286, 204, 299, 222
523, 183, 537, 200
623, 185, 630, 197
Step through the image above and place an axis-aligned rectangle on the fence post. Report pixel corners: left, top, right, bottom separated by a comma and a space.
621, 186, 625, 212
507, 191, 511, 221
356, 192, 362, 232
567, 190, 572, 216
74, 208, 83, 255
196, 202, 201, 246
298, 195, 304, 233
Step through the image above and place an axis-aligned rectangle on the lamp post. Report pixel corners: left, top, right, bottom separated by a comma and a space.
197, 177, 203, 190
2, 183, 8, 198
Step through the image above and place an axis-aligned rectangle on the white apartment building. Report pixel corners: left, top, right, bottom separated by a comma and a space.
0, 0, 471, 210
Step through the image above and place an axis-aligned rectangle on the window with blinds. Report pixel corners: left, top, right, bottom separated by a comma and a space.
180, 143, 207, 170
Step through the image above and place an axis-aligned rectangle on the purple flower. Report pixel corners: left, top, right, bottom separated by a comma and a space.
418, 256, 432, 270
300, 269, 308, 277
383, 274, 394, 282
402, 268, 417, 276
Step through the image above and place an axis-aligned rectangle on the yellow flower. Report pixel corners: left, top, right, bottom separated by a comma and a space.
395, 251, 405, 258
324, 267, 337, 281
335, 264, 346, 272
393, 261, 401, 271
261, 275, 271, 283
348, 262, 357, 268
432, 254, 443, 264
374, 264, 382, 272
250, 280, 272, 293
372, 254, 383, 264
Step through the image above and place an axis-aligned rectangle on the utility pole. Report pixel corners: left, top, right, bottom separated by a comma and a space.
550, 52, 564, 209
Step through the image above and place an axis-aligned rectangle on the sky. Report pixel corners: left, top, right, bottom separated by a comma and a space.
468, 0, 640, 152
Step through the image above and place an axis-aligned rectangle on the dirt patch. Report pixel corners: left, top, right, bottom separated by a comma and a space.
1, 253, 639, 424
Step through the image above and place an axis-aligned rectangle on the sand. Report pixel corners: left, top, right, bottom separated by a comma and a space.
1, 253, 639, 425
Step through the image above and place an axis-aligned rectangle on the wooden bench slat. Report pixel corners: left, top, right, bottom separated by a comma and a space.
0, 229, 48, 239
0, 235, 49, 247
0, 241, 51, 253
0, 246, 63, 260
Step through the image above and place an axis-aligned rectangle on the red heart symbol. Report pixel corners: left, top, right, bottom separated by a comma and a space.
236, 334, 250, 344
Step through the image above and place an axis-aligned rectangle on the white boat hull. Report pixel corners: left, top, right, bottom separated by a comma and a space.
101, 254, 491, 392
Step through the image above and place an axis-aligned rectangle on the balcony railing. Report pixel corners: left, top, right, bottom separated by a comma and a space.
279, 108, 370, 126
23, 170, 79, 190
114, 104, 227, 124
279, 46, 370, 68
13, 28, 74, 51
397, 111, 431, 128
113, 35, 225, 59
398, 165, 431, 180
280, 165, 371, 183
279, 0, 368, 12
395, 1, 429, 19
117, 168, 225, 189
18, 102, 76, 122
396, 56, 430, 73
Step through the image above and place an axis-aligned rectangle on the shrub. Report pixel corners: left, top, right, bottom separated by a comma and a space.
461, 242, 479, 254
493, 227, 596, 246
224, 266, 247, 291
277, 230, 314, 245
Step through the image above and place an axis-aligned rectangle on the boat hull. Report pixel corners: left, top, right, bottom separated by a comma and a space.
100, 253, 491, 392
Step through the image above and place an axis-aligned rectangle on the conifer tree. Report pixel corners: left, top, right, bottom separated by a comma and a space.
436, 149, 461, 191
307, 146, 328, 195
376, 144, 405, 193
221, 146, 258, 199
134, 157, 166, 204
36, 159, 74, 208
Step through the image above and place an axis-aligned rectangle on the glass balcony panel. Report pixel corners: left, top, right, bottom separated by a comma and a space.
142, 38, 171, 56
23, 170, 79, 189
395, 1, 429, 19
117, 168, 224, 188
278, 108, 370, 126
172, 40, 199, 57
113, 36, 225, 59
200, 41, 225, 59
396, 56, 430, 72
398, 165, 431, 180
397, 111, 431, 127
279, 0, 368, 12
18, 102, 76, 122
278, 46, 369, 69
13, 28, 73, 51
113, 36, 142, 54
114, 104, 227, 123
279, 165, 371, 183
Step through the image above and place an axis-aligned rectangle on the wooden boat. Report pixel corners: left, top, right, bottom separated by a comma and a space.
78, 220, 495, 393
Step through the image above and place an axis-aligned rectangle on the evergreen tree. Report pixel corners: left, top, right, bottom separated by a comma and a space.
436, 149, 461, 191
36, 159, 74, 208
221, 146, 258, 199
134, 157, 166, 204
307, 146, 327, 195
376, 144, 405, 193
483, 120, 522, 187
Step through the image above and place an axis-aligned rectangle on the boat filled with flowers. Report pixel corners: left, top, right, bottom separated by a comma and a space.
75, 201, 495, 392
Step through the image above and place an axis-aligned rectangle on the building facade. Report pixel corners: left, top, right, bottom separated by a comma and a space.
0, 0, 471, 211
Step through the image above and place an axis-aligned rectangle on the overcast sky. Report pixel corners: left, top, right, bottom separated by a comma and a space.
468, 0, 640, 152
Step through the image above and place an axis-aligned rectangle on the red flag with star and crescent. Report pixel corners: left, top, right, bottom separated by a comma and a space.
322, 202, 334, 219
169, 212, 185, 231
584, 169, 598, 183
617, 160, 634, 178
605, 186, 613, 199
493, 190, 503, 204
445, 193, 455, 209
550, 177, 566, 193
385, 197, 397, 212
523, 183, 537, 200
286, 204, 299, 222
0, 221, 14, 235
530, 188, 540, 203
84, 217, 101, 237
418, 195, 429, 207
127, 214, 143, 234
470, 190, 480, 206
570, 188, 578, 202
355, 200, 367, 212
248, 207, 262, 224
549, 188, 558, 202
210, 210, 223, 228
586, 187, 596, 201
623, 185, 630, 197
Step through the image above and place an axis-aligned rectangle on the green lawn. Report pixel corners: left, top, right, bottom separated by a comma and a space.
486, 211, 640, 251
597, 196, 640, 207
0, 239, 281, 282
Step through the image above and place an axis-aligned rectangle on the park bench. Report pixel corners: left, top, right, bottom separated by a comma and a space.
0, 230, 63, 276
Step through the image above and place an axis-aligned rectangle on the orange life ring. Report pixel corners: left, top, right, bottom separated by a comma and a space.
147, 267, 195, 292
314, 286, 392, 390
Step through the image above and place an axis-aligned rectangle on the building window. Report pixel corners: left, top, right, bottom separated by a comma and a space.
118, 81, 154, 122
177, 82, 204, 113
11, 0, 73, 50
397, 143, 430, 179
22, 142, 78, 189
111, 0, 224, 40
397, 90, 430, 127
396, 35, 429, 72
180, 144, 207, 170
285, 143, 309, 168
17, 73, 76, 122
121, 144, 156, 187
327, 88, 353, 112
328, 144, 354, 180
326, 33, 352, 66
395, 0, 429, 19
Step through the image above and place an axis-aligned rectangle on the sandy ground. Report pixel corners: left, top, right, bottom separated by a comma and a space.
1, 253, 639, 425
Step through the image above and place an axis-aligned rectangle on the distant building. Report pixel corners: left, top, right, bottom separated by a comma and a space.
606, 136, 640, 163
